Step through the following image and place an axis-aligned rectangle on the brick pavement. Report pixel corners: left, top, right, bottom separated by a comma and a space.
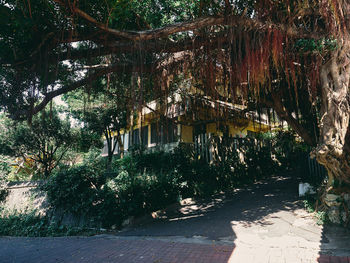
0, 236, 349, 263
1, 176, 349, 262
0, 236, 233, 263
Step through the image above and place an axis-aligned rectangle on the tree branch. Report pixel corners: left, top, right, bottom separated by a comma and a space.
11, 32, 228, 68
262, 92, 317, 146
54, 0, 322, 41
13, 63, 134, 120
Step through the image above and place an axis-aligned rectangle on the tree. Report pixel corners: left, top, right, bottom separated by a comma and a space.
0, 110, 76, 178
62, 76, 130, 168
0, 1, 349, 220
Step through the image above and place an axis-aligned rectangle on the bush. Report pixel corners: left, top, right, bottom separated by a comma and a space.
109, 171, 179, 218
0, 156, 9, 202
44, 163, 117, 227
0, 209, 94, 237
43, 132, 306, 231
273, 130, 311, 169
106, 151, 182, 223
212, 147, 247, 189
0, 189, 8, 203
0, 155, 11, 177
44, 150, 182, 228
302, 194, 329, 225
245, 144, 277, 180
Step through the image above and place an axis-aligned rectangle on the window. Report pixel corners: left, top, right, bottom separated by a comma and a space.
141, 125, 148, 147
124, 132, 129, 151
163, 122, 177, 144
194, 125, 206, 143
150, 121, 177, 145
247, 130, 257, 138
151, 123, 159, 144
194, 124, 206, 136
132, 128, 140, 145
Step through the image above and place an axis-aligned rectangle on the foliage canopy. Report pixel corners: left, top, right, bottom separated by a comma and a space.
0, 110, 76, 178
0, 1, 350, 190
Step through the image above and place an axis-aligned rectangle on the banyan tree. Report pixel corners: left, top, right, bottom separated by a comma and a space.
0, 0, 349, 222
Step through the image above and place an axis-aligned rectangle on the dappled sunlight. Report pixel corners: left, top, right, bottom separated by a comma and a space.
228, 219, 350, 262
118, 175, 350, 262
153, 196, 227, 221
230, 219, 274, 228
169, 214, 205, 221
227, 200, 324, 262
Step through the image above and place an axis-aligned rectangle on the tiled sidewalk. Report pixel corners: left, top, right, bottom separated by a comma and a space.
229, 244, 350, 263
0, 236, 232, 263
0, 236, 348, 263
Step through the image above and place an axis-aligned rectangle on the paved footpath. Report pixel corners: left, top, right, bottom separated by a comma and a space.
1, 175, 350, 262
0, 235, 349, 263
0, 236, 233, 263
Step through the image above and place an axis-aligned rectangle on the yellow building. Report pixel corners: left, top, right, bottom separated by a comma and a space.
101, 91, 273, 157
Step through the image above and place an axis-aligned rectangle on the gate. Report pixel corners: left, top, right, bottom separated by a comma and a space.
307, 156, 327, 184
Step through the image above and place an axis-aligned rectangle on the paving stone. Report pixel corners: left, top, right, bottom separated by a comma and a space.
1, 176, 349, 262
318, 255, 331, 263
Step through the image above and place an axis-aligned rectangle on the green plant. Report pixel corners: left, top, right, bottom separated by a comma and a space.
0, 209, 95, 237
303, 198, 315, 213
0, 110, 78, 178
110, 170, 179, 217
42, 134, 309, 232
0, 184, 8, 203
0, 155, 11, 177
245, 143, 277, 181
303, 194, 328, 225
315, 211, 328, 225
0, 157, 9, 202
294, 37, 338, 53
273, 130, 311, 171
44, 165, 107, 218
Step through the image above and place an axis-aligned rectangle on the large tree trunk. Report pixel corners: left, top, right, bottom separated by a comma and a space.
315, 42, 350, 224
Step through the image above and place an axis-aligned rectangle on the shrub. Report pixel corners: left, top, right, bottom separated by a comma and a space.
273, 130, 311, 170
0, 209, 94, 237
302, 194, 329, 225
109, 171, 179, 218
44, 164, 116, 226
0, 156, 9, 203
213, 147, 247, 189
44, 151, 182, 228
43, 132, 306, 231
245, 144, 277, 180
0, 155, 11, 177
0, 188, 7, 203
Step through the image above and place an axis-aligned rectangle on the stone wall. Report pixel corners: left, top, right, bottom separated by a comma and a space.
0, 181, 48, 215
324, 193, 350, 225
0, 181, 88, 227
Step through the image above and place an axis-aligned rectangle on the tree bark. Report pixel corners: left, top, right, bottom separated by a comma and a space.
314, 41, 350, 224
316, 42, 350, 187
270, 92, 317, 146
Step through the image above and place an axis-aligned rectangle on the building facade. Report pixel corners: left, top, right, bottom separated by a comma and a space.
101, 92, 273, 157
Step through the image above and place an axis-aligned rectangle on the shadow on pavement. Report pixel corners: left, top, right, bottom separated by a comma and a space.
119, 174, 350, 262
1, 174, 349, 262
119, 174, 302, 241
317, 222, 350, 261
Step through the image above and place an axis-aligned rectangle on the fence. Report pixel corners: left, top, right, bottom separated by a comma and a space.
307, 156, 327, 184
194, 133, 211, 162
194, 134, 270, 163
194, 134, 327, 183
